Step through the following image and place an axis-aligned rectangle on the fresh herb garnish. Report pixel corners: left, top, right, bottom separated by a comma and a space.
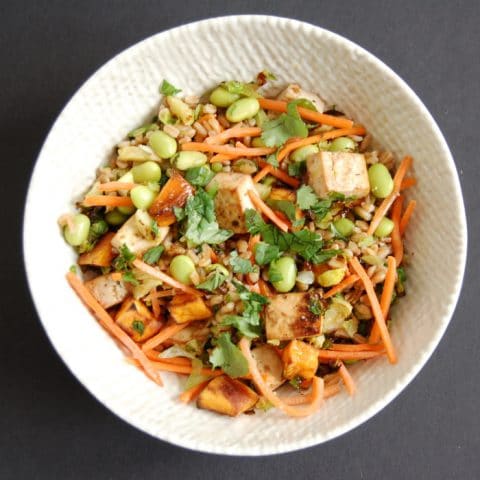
197, 269, 228, 292
142, 245, 164, 265
113, 244, 136, 271
266, 198, 297, 222
160, 79, 181, 96
150, 219, 159, 238
220, 80, 259, 98
131, 319, 145, 335
185, 165, 215, 187
229, 251, 257, 274
254, 242, 281, 265
123, 271, 139, 286
209, 332, 249, 377
268, 262, 284, 282
309, 298, 323, 316
288, 161, 306, 177
296, 185, 318, 210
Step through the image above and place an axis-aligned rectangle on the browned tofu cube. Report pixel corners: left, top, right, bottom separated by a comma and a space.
85, 274, 128, 309
115, 297, 162, 342
209, 172, 255, 233
265, 292, 322, 341
197, 375, 258, 416
306, 151, 370, 199
251, 345, 284, 390
282, 340, 319, 380
168, 294, 213, 323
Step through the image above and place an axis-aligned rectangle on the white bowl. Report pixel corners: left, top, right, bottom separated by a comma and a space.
23, 15, 467, 455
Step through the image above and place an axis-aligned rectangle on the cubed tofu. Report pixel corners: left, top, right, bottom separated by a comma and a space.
197, 375, 258, 416
209, 173, 255, 233
78, 232, 116, 267
251, 345, 284, 390
265, 292, 322, 341
277, 84, 325, 112
282, 340, 319, 380
168, 294, 213, 323
115, 297, 162, 342
111, 213, 169, 255
306, 151, 370, 199
85, 274, 128, 309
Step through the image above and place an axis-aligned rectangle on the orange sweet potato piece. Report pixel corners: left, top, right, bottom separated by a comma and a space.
282, 340, 319, 380
78, 232, 116, 267
168, 294, 213, 324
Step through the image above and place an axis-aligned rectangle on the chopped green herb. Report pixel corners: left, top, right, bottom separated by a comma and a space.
197, 269, 228, 292
123, 271, 139, 286
254, 242, 280, 265
265, 152, 279, 168
185, 165, 215, 187
296, 185, 318, 210
131, 319, 145, 335
288, 161, 306, 177
160, 79, 181, 96
266, 199, 297, 221
69, 265, 77, 274
209, 332, 249, 377
229, 250, 256, 274
220, 80, 259, 98
289, 376, 302, 389
151, 219, 159, 238
309, 298, 323, 315
113, 244, 135, 272
142, 245, 164, 265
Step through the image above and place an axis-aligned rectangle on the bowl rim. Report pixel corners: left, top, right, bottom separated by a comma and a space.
23, 14, 468, 456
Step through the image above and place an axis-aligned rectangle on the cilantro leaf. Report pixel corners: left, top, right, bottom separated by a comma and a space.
197, 270, 227, 292
288, 161, 306, 177
220, 80, 259, 97
151, 219, 159, 238
185, 165, 215, 187
254, 242, 280, 265
160, 79, 181, 96
245, 209, 266, 235
229, 251, 256, 274
123, 271, 139, 286
266, 198, 297, 221
296, 185, 318, 210
113, 244, 135, 272
209, 333, 249, 377
142, 245, 164, 265
310, 249, 339, 264
265, 152, 279, 167
131, 320, 145, 335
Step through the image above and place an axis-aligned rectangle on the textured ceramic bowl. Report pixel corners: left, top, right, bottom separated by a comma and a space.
23, 16, 467, 455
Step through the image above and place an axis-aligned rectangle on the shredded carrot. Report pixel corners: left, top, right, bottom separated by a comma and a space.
323, 274, 359, 299
258, 278, 273, 297
82, 195, 134, 208
324, 383, 341, 399
253, 164, 273, 183
317, 349, 385, 361
239, 337, 324, 417
110, 272, 122, 281
97, 182, 137, 192
149, 361, 221, 377
349, 257, 397, 364
277, 135, 322, 161
150, 288, 162, 319
132, 259, 201, 295
146, 288, 178, 300
258, 98, 354, 129
400, 177, 417, 191
400, 199, 417, 236
328, 343, 385, 352
321, 125, 367, 141
248, 234, 261, 258
367, 156, 412, 235
247, 190, 290, 232
338, 361, 356, 396
391, 196, 404, 265
210, 153, 238, 163
141, 323, 188, 351
66, 272, 162, 385
257, 160, 301, 188
180, 142, 275, 157
179, 380, 210, 403
144, 350, 190, 364
205, 126, 262, 145
370, 256, 397, 344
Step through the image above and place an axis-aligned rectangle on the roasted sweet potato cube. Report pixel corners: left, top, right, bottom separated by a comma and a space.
168, 294, 213, 323
115, 297, 162, 342
148, 171, 194, 226
78, 232, 116, 267
282, 340, 319, 380
197, 375, 258, 416
251, 345, 284, 390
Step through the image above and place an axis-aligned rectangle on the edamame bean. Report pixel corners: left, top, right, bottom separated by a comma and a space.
251, 137, 266, 148
130, 185, 155, 210
105, 209, 128, 226
209, 87, 240, 107
317, 268, 346, 287
211, 162, 223, 173
232, 159, 258, 175
170, 255, 196, 285
131, 161, 162, 183
368, 163, 394, 199
291, 144, 319, 163
329, 136, 356, 152
117, 170, 134, 184
174, 151, 207, 170
269, 256, 297, 293
254, 182, 271, 200
226, 98, 260, 123
374, 217, 394, 237
206, 263, 229, 277
148, 131, 177, 159
64, 214, 90, 246
117, 205, 136, 215
333, 218, 355, 237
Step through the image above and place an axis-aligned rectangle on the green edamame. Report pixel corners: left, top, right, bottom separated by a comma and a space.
291, 144, 319, 163
131, 161, 162, 183
329, 136, 356, 152
117, 170, 134, 184
117, 205, 136, 215
170, 255, 196, 285
130, 185, 155, 210
374, 217, 394, 238
105, 209, 128, 226
269, 256, 297, 293
254, 182, 271, 200
209, 87, 240, 107
226, 98, 260, 123
368, 163, 394, 199
333, 218, 355, 237
148, 131, 177, 159
211, 162, 223, 173
64, 214, 90, 246
232, 159, 258, 175
251, 137, 266, 148
317, 268, 346, 287
174, 151, 207, 170
206, 263, 229, 277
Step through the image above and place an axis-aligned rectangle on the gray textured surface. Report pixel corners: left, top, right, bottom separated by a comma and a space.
2, 0, 479, 478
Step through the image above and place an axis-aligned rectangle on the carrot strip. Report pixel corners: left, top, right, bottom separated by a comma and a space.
257, 160, 301, 188
367, 156, 412, 235
324, 383, 341, 399
317, 349, 385, 361
150, 289, 161, 319
144, 351, 191, 364
349, 257, 396, 364
180, 142, 275, 157
179, 380, 210, 403
248, 234, 261, 258
82, 195, 134, 208
400, 177, 417, 191
247, 190, 290, 232
147, 288, 178, 299
210, 153, 237, 163
205, 126, 262, 145
391, 196, 404, 265
370, 256, 397, 344
258, 278, 273, 297
149, 361, 221, 376
400, 199, 417, 236
97, 182, 137, 192
66, 272, 162, 385
132, 259, 201, 295
338, 361, 356, 396
239, 337, 324, 417
253, 164, 273, 183
328, 343, 385, 352
141, 322, 188, 351
323, 274, 359, 299
258, 98, 354, 129
321, 125, 366, 141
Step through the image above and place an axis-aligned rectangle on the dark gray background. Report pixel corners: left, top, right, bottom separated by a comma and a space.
2, 1, 479, 478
